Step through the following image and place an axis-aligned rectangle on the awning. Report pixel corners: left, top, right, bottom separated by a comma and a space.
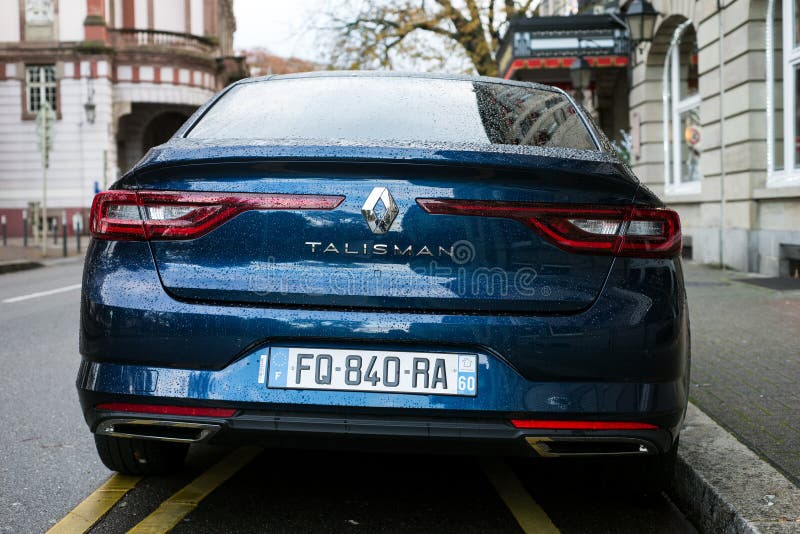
498, 14, 629, 80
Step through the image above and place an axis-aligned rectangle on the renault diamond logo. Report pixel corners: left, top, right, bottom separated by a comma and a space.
361, 187, 399, 234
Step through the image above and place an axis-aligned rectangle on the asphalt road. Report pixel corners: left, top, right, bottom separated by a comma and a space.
0, 261, 109, 533
0, 262, 697, 534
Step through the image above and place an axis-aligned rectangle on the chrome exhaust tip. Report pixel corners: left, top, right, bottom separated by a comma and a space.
526, 436, 656, 457
95, 418, 221, 443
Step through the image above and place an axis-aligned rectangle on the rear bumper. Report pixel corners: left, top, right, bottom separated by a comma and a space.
78, 348, 685, 456
78, 241, 690, 455
84, 408, 675, 457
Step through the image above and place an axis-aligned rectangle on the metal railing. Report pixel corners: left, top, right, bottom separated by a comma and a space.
109, 29, 216, 55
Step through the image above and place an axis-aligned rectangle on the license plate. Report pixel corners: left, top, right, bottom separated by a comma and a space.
267, 347, 477, 396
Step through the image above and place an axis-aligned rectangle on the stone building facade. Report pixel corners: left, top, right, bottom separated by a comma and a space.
629, 0, 799, 276
0, 0, 245, 237
503, 0, 800, 277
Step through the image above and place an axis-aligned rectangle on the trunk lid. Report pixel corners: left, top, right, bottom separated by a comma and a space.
133, 142, 638, 314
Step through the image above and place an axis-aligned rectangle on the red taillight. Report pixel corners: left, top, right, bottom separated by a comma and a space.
90, 191, 345, 241
416, 199, 681, 258
89, 191, 147, 240
510, 419, 658, 430
95, 403, 236, 418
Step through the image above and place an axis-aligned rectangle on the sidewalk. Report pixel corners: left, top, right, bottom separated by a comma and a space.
0, 236, 86, 263
684, 263, 800, 486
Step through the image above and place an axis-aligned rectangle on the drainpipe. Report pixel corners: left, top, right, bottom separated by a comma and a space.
663, 21, 693, 192
766, 0, 774, 176
79, 78, 86, 214
718, 1, 727, 271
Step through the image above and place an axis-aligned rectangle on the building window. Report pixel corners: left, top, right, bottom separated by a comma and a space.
26, 65, 57, 114
664, 22, 701, 195
796, 0, 800, 44
767, 0, 800, 186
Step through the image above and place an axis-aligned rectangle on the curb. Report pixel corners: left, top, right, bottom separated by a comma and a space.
669, 403, 800, 533
0, 260, 43, 275
40, 255, 85, 268
0, 255, 84, 275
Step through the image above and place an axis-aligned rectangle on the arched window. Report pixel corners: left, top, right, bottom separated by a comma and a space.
767, 0, 799, 185
663, 21, 701, 195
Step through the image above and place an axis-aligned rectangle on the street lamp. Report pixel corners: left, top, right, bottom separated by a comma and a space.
84, 88, 96, 124
623, 0, 659, 48
569, 56, 592, 103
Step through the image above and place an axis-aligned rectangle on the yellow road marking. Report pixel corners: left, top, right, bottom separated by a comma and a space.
128, 446, 262, 534
47, 474, 141, 534
481, 458, 560, 534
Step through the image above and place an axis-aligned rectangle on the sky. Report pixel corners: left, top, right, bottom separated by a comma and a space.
231, 0, 473, 73
232, 0, 332, 61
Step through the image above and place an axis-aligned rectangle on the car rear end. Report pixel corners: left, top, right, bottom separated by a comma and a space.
77, 73, 689, 481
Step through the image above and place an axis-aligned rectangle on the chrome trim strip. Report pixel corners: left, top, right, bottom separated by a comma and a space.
525, 436, 656, 457
95, 418, 222, 443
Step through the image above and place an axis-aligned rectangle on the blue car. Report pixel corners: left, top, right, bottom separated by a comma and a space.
78, 72, 689, 489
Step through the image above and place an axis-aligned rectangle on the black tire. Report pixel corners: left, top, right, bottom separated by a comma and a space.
94, 434, 189, 475
631, 438, 679, 496
598, 438, 678, 497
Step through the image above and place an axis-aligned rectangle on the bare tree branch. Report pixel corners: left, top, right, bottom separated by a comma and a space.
520, 0, 537, 16
324, 0, 537, 76
504, 0, 517, 19
464, 0, 483, 26
488, 0, 499, 52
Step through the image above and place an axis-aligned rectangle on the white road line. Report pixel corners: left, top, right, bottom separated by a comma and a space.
2, 283, 81, 304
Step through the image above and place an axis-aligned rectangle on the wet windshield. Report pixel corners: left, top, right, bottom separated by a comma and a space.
187, 77, 598, 151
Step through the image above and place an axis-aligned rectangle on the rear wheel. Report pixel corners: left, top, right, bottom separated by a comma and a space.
641, 440, 678, 495
94, 434, 188, 475
592, 439, 678, 497
625, 439, 679, 496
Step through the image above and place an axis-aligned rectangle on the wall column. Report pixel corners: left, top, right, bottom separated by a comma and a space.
84, 0, 109, 44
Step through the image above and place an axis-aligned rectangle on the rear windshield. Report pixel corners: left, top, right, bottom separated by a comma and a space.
187, 77, 598, 151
